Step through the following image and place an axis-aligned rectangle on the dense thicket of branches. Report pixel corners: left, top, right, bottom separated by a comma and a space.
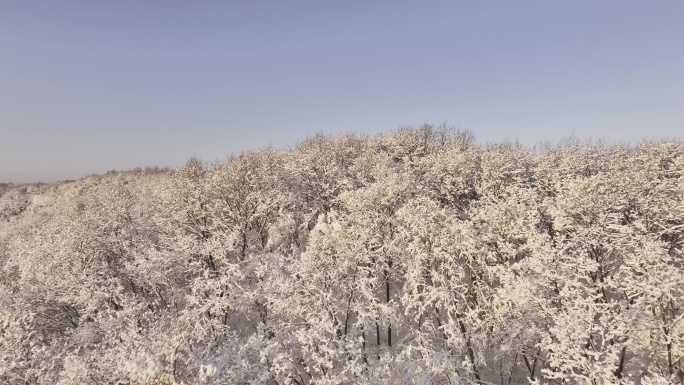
1, 126, 683, 385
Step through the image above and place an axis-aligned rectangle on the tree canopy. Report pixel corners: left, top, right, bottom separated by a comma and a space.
1, 126, 683, 385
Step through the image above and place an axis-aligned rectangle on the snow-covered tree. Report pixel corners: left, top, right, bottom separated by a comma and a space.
1, 128, 683, 385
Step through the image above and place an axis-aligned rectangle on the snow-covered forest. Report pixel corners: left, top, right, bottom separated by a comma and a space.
1, 126, 683, 385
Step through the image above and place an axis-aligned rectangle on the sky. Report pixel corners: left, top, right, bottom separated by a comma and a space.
1, 1, 683, 183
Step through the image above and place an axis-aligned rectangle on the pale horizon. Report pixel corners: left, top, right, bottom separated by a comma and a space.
2, 1, 683, 183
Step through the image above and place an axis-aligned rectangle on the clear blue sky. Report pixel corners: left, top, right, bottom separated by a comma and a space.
1, 1, 683, 183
